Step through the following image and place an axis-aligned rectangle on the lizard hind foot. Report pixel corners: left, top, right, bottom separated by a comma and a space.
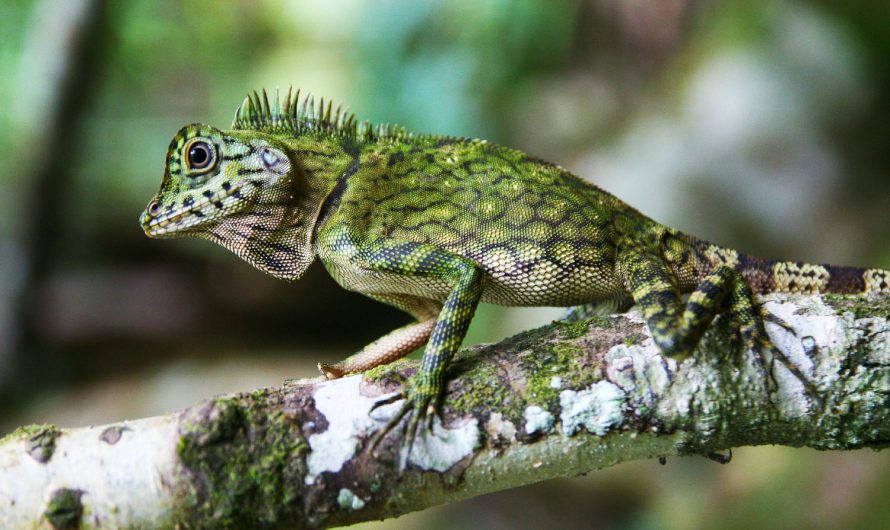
318, 363, 345, 380
746, 328, 822, 411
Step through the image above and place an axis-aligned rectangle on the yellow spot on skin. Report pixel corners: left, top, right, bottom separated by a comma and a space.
771, 262, 829, 294
864, 269, 890, 294
507, 203, 533, 226
429, 204, 456, 222
481, 247, 517, 276
516, 243, 545, 262
552, 242, 575, 266
707, 246, 740, 269
480, 225, 508, 243
527, 221, 553, 240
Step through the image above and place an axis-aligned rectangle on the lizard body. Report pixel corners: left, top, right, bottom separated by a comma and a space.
141, 88, 890, 461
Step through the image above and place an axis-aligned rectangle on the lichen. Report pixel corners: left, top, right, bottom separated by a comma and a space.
337, 488, 366, 511
307, 376, 385, 483
175, 395, 309, 529
523, 405, 554, 435
44, 488, 83, 530
559, 382, 626, 436
408, 416, 480, 472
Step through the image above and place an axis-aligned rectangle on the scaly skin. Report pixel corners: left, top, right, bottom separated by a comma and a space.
140, 88, 890, 466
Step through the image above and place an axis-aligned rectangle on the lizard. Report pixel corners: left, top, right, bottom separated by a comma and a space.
140, 87, 890, 464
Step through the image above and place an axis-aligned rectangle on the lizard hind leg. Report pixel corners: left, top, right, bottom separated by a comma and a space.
318, 294, 441, 379
619, 253, 814, 400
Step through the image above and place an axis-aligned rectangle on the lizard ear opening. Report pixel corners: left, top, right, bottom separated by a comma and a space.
258, 146, 290, 175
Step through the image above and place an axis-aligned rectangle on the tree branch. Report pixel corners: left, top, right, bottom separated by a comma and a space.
2, 294, 889, 528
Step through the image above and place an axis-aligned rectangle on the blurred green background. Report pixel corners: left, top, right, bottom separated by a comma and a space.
1, 0, 889, 528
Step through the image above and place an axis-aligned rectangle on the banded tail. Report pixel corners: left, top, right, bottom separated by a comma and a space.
699, 244, 890, 296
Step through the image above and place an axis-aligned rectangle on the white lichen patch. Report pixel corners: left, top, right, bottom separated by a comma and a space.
523, 405, 555, 435
559, 381, 626, 436
0, 417, 179, 529
337, 488, 366, 511
761, 296, 847, 415
604, 343, 672, 408
408, 416, 480, 472
549, 376, 563, 389
764, 295, 844, 368
306, 376, 400, 484
484, 412, 517, 442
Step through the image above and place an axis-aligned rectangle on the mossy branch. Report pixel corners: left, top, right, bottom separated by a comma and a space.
1, 294, 889, 529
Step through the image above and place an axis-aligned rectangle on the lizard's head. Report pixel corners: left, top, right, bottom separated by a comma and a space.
140, 123, 292, 237
140, 123, 316, 280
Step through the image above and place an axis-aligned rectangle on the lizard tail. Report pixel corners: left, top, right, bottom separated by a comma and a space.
697, 242, 890, 296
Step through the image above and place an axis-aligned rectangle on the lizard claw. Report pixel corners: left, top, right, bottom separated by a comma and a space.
757, 303, 796, 335
367, 393, 409, 457
746, 329, 822, 411
366, 378, 440, 471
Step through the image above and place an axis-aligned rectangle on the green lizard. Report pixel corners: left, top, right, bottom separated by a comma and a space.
140, 88, 890, 462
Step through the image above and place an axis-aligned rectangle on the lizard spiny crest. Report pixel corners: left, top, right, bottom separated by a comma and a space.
231, 86, 451, 144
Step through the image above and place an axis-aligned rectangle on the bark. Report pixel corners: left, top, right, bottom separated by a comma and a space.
1, 293, 889, 529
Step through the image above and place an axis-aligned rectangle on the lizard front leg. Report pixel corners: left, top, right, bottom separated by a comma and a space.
345, 240, 484, 467
318, 294, 441, 379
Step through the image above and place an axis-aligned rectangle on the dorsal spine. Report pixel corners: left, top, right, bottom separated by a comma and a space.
231, 86, 431, 143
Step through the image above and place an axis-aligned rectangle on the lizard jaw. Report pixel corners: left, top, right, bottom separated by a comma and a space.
142, 180, 251, 238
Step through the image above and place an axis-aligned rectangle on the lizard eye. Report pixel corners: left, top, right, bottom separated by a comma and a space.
185, 140, 216, 173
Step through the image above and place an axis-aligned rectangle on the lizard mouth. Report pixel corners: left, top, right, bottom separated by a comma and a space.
143, 180, 250, 237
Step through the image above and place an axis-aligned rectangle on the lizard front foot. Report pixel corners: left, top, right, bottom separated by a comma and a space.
367, 375, 442, 471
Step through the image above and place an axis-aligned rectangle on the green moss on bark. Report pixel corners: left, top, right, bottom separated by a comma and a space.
2, 423, 62, 463
824, 294, 890, 319
44, 488, 83, 530
175, 396, 310, 529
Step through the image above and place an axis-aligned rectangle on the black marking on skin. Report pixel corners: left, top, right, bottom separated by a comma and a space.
202, 190, 214, 198
313, 144, 361, 239
297, 148, 339, 159
826, 265, 866, 294
387, 151, 406, 167
237, 167, 264, 176
434, 137, 460, 148
222, 182, 232, 191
